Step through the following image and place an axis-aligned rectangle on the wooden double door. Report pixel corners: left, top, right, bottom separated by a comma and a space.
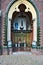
11, 32, 32, 47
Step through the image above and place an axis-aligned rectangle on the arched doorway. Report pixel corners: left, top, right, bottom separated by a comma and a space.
5, 0, 40, 52
11, 4, 33, 51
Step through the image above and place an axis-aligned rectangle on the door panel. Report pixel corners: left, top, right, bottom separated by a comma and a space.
13, 33, 31, 46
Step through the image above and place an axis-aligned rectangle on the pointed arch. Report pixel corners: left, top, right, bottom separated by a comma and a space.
5, 0, 40, 46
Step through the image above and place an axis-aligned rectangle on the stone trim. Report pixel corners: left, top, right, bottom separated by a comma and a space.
4, 0, 40, 46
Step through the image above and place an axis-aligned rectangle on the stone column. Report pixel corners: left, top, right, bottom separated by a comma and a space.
7, 18, 12, 55
32, 19, 37, 46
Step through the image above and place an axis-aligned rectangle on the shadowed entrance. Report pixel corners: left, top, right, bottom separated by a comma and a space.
11, 4, 33, 52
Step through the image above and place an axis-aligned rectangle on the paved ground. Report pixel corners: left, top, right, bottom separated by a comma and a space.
0, 48, 43, 65
0, 52, 43, 65
2, 48, 43, 55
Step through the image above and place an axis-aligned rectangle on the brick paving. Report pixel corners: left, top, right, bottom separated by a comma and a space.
2, 47, 43, 55
0, 47, 43, 65
0, 52, 43, 65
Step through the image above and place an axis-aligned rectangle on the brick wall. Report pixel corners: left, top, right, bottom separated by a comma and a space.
1, 0, 43, 46
0, 0, 2, 45
1, 0, 11, 44
34, 0, 43, 46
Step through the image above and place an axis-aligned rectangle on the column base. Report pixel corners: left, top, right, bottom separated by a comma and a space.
8, 41, 12, 48
7, 41, 12, 55
32, 41, 37, 48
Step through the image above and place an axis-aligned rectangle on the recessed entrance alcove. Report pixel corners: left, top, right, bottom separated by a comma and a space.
5, 0, 40, 52
11, 4, 33, 52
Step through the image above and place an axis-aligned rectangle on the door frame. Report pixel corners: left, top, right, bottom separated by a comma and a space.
5, 0, 40, 46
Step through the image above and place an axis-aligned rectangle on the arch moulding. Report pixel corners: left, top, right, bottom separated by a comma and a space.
5, 0, 40, 46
